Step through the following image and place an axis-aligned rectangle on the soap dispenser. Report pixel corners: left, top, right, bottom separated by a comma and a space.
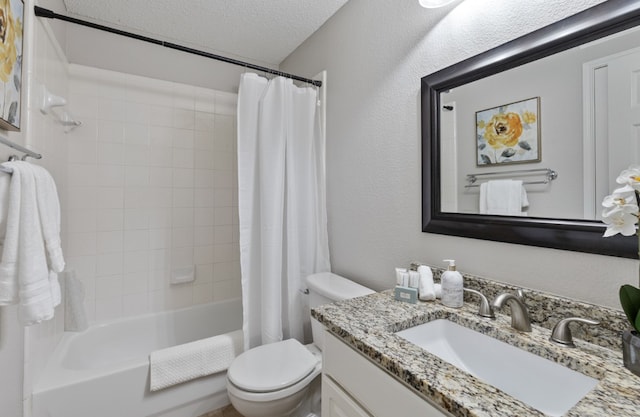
441, 259, 463, 308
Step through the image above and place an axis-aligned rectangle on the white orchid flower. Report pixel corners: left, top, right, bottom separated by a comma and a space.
603, 211, 638, 237
616, 166, 640, 192
602, 167, 640, 238
602, 185, 638, 217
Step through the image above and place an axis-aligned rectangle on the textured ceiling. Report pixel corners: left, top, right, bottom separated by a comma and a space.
61, 0, 349, 66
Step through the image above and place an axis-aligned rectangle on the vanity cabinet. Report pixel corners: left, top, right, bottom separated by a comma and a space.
322, 376, 373, 417
322, 330, 452, 417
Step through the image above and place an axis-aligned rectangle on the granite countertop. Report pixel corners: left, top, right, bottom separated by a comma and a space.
312, 290, 640, 417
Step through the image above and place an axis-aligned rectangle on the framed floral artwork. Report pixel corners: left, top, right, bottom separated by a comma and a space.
475, 97, 540, 166
0, 0, 23, 131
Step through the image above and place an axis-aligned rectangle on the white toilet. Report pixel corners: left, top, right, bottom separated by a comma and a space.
226, 272, 375, 417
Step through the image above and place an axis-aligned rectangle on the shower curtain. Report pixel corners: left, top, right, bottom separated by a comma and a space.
237, 73, 331, 350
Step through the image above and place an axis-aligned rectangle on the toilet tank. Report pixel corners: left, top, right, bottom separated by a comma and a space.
306, 272, 374, 351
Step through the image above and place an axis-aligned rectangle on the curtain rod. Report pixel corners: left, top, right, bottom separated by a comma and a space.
34, 6, 322, 88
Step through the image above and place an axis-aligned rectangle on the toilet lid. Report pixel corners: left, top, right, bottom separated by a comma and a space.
228, 339, 319, 393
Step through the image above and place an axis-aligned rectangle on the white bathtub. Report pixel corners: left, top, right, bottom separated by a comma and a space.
32, 298, 243, 417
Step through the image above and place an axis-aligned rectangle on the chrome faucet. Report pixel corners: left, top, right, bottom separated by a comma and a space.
550, 317, 600, 347
492, 291, 532, 332
463, 288, 495, 319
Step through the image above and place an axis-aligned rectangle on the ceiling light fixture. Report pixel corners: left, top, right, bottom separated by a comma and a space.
419, 0, 456, 8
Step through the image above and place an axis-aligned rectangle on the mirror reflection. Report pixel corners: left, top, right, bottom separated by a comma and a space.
439, 25, 640, 220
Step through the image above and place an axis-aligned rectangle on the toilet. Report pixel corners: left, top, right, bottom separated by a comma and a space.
226, 272, 375, 417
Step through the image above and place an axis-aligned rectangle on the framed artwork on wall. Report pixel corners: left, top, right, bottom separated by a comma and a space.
0, 0, 23, 131
476, 97, 540, 166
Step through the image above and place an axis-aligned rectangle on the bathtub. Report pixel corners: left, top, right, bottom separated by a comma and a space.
32, 298, 242, 417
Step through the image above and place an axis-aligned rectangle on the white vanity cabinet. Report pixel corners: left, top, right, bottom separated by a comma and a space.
322, 330, 452, 417
323, 376, 374, 417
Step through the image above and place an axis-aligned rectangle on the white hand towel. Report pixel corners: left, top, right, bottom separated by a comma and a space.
0, 162, 58, 325
30, 164, 64, 274
418, 265, 436, 301
30, 164, 64, 306
0, 172, 10, 301
0, 162, 21, 304
0, 170, 10, 245
30, 164, 64, 273
479, 179, 528, 216
479, 182, 488, 214
14, 162, 56, 325
149, 329, 244, 391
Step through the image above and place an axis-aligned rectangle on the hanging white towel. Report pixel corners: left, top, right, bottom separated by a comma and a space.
0, 161, 64, 325
149, 329, 244, 391
0, 163, 21, 304
0, 171, 10, 246
31, 164, 64, 273
479, 179, 529, 216
30, 163, 64, 306
13, 162, 54, 324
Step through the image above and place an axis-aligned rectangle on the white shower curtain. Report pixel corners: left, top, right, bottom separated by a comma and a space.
237, 73, 331, 351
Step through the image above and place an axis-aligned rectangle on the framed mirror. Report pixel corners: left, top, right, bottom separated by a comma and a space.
422, 0, 640, 258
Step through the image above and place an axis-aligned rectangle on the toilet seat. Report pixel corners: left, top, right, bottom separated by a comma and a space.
228, 339, 320, 393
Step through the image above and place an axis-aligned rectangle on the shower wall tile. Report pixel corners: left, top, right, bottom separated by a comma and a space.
97, 209, 124, 231
97, 165, 124, 187
124, 104, 151, 125
67, 210, 97, 234
96, 230, 123, 253
123, 293, 149, 317
97, 119, 125, 142
195, 227, 215, 246
67, 232, 97, 257
213, 279, 242, 302
67, 164, 97, 187
96, 253, 123, 277
123, 272, 149, 295
67, 64, 240, 324
95, 296, 123, 322
67, 139, 97, 162
194, 245, 214, 264
193, 283, 214, 305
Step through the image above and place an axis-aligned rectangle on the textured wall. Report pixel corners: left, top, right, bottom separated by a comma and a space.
62, 0, 348, 65
64, 24, 247, 94
280, 0, 634, 309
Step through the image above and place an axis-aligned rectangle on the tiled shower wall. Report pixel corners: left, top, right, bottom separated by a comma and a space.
65, 64, 241, 323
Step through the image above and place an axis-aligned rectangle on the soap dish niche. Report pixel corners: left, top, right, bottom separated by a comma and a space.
170, 266, 196, 285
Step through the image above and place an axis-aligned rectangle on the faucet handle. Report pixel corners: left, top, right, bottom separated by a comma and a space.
463, 288, 495, 319
550, 317, 600, 347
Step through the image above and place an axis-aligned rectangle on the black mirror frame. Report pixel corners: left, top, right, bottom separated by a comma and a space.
422, 0, 640, 259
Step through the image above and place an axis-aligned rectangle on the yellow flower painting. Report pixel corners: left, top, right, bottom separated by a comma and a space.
0, 0, 22, 130
475, 97, 540, 166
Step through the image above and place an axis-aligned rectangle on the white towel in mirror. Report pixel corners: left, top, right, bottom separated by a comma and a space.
479, 180, 529, 216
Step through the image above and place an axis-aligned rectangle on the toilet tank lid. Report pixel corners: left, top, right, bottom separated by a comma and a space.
306, 272, 375, 302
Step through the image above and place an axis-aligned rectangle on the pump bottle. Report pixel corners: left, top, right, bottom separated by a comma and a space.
441, 259, 463, 308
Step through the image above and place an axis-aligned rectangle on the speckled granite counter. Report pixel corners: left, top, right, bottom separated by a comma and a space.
312, 279, 640, 416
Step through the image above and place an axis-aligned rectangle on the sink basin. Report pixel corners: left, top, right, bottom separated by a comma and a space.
396, 319, 598, 416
